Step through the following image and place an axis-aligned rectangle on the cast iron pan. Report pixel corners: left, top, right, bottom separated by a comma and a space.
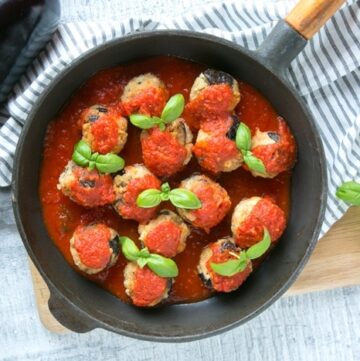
12, 0, 343, 341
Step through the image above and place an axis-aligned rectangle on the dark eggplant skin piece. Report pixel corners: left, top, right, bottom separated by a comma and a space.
226, 115, 240, 140
203, 69, 234, 87
267, 131, 280, 142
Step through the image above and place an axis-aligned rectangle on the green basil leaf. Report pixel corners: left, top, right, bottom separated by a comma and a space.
235, 123, 251, 152
158, 122, 166, 131
161, 182, 171, 194
244, 151, 267, 175
136, 189, 162, 208
137, 257, 149, 268
147, 254, 179, 277
210, 259, 248, 277
119, 236, 140, 261
72, 140, 92, 166
336, 181, 360, 206
245, 228, 271, 260
161, 94, 185, 123
129, 114, 157, 129
91, 152, 99, 161
169, 188, 202, 209
95, 153, 125, 173
138, 247, 150, 258
88, 161, 96, 170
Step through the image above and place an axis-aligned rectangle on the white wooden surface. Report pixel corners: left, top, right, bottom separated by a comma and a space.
1, 0, 360, 360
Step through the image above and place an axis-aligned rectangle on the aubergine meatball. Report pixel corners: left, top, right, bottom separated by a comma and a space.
138, 210, 190, 258
70, 223, 119, 274
231, 196, 286, 248
193, 115, 243, 173
121, 73, 169, 117
140, 118, 193, 177
113, 164, 161, 223
249, 117, 297, 178
190, 69, 240, 111
81, 105, 128, 154
177, 175, 231, 233
198, 237, 252, 293
58, 161, 115, 207
124, 262, 172, 307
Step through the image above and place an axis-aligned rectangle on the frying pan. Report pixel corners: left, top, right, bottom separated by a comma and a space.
12, 0, 343, 341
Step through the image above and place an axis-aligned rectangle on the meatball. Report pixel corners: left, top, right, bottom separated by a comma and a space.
198, 237, 252, 292
70, 224, 119, 274
193, 116, 243, 173
140, 118, 193, 177
190, 69, 240, 110
113, 164, 161, 223
124, 262, 172, 307
249, 117, 297, 178
184, 84, 236, 130
58, 161, 115, 207
177, 174, 231, 232
81, 105, 128, 154
231, 196, 286, 248
121, 73, 169, 117
138, 210, 190, 258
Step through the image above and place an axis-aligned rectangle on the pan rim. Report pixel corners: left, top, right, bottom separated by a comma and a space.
11, 29, 327, 342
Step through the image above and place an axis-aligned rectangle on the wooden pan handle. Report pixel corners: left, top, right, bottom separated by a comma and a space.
285, 0, 345, 39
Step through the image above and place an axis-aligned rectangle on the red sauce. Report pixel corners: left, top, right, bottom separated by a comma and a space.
64, 165, 115, 207
206, 241, 252, 293
252, 118, 297, 176
131, 266, 169, 307
90, 115, 120, 154
73, 224, 112, 269
143, 220, 182, 258
184, 84, 234, 129
141, 127, 187, 177
39, 56, 291, 305
114, 174, 161, 223
234, 197, 287, 248
193, 132, 240, 173
122, 86, 168, 116
182, 176, 231, 233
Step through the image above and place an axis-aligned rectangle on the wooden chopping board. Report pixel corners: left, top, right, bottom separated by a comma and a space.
29, 206, 360, 333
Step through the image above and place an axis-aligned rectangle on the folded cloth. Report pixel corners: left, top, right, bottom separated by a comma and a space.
0, 0, 359, 236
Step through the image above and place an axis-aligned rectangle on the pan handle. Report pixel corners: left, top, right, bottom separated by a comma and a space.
256, 0, 345, 75
48, 283, 97, 333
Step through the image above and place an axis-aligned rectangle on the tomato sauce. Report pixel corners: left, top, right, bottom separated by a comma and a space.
39, 56, 291, 305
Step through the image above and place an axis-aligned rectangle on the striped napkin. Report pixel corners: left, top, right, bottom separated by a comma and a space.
0, 0, 359, 237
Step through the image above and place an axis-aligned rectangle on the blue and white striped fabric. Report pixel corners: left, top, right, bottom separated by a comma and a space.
0, 0, 359, 237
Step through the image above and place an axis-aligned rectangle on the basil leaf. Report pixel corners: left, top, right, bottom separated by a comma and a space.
129, 114, 157, 129
336, 181, 360, 206
95, 153, 125, 173
91, 152, 99, 161
244, 151, 267, 175
158, 122, 166, 131
72, 140, 92, 166
138, 247, 150, 258
169, 188, 202, 209
147, 254, 179, 277
88, 161, 96, 170
246, 228, 271, 260
136, 189, 162, 208
161, 94, 185, 123
119, 236, 140, 261
161, 182, 171, 194
160, 182, 171, 200
210, 259, 248, 277
137, 257, 149, 268
235, 123, 251, 152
